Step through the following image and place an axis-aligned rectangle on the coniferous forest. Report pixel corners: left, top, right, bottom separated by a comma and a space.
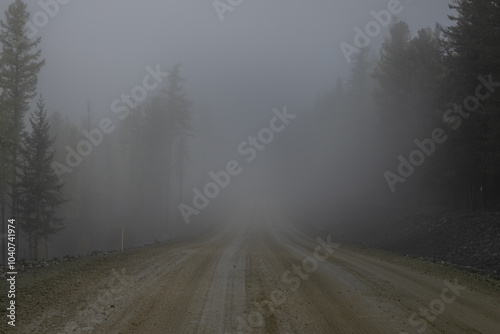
1, 2, 500, 334
0, 0, 499, 263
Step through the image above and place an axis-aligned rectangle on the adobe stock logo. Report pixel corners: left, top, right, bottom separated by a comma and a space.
27, 0, 72, 39
179, 106, 296, 224
11, 0, 72, 50
213, 0, 243, 22
384, 74, 500, 192
52, 65, 169, 178
229, 236, 340, 333
340, 0, 411, 64
401, 278, 466, 334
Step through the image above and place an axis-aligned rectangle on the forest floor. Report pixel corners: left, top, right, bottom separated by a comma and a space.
343, 210, 500, 279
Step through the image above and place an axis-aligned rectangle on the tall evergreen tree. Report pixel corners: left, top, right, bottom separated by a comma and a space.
348, 46, 372, 116
441, 0, 500, 209
373, 21, 447, 204
160, 64, 192, 230
0, 0, 45, 221
0, 96, 14, 263
373, 20, 414, 146
407, 26, 444, 131
18, 95, 65, 259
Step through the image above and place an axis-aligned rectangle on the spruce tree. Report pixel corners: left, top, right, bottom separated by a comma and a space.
0, 0, 45, 221
19, 95, 65, 259
164, 64, 192, 230
441, 0, 500, 209
372, 21, 413, 142
0, 96, 13, 263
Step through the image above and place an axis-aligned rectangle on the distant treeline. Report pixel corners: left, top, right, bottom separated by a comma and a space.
276, 0, 500, 222
0, 1, 193, 259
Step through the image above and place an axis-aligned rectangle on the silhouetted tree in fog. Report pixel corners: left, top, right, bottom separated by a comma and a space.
18, 95, 65, 258
117, 64, 192, 237
0, 0, 45, 261
160, 64, 192, 230
373, 21, 413, 143
348, 47, 373, 117
441, 0, 500, 209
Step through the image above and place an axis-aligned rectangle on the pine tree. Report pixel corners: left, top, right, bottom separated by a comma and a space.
441, 0, 500, 209
0, 96, 14, 263
373, 20, 446, 204
348, 46, 372, 116
174, 126, 190, 215
407, 26, 444, 131
0, 0, 45, 221
159, 64, 192, 230
19, 95, 65, 259
372, 20, 413, 143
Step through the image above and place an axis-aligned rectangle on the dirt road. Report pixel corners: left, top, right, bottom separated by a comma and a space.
3, 205, 500, 333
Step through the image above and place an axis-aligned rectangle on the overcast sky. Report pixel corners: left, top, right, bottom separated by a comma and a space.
0, 0, 452, 138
